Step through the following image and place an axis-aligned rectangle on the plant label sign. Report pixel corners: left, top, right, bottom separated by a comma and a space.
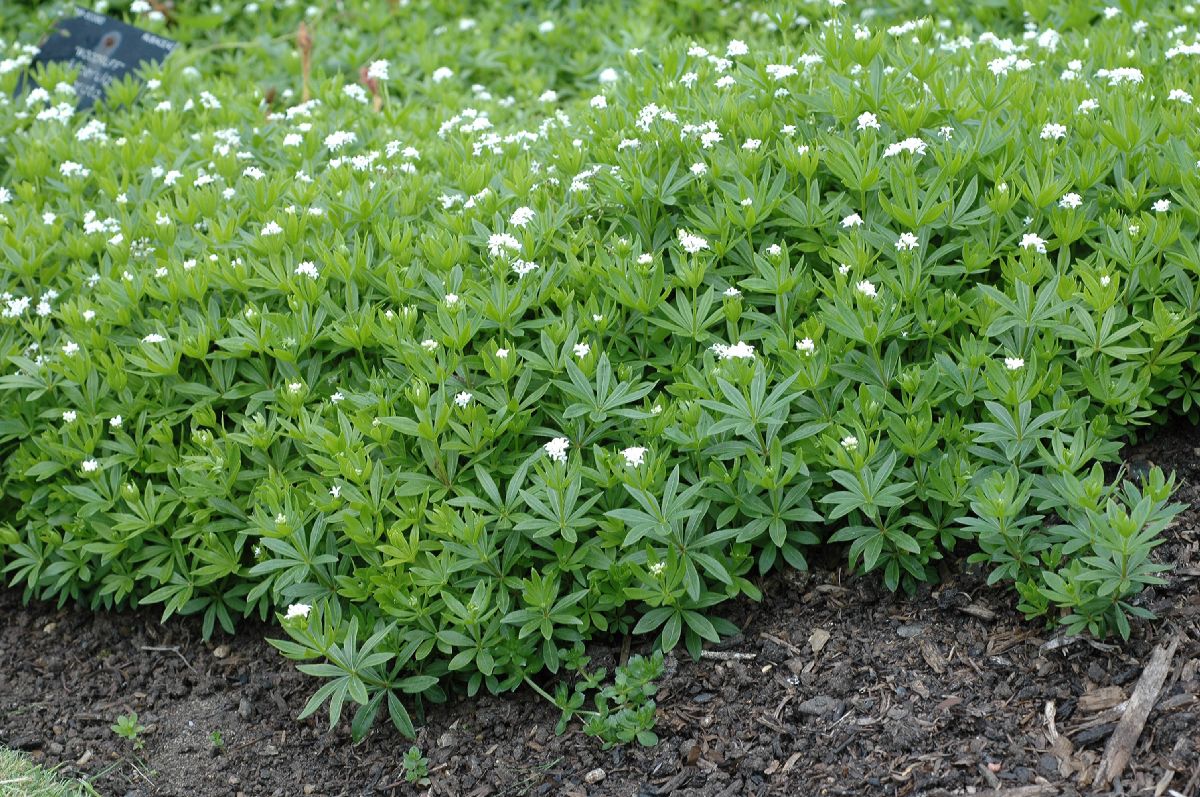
26, 7, 178, 110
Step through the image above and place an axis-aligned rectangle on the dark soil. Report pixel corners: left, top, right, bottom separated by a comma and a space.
3, 425, 1200, 797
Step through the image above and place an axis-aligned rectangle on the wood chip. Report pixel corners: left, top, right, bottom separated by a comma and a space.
1093, 636, 1180, 788
808, 628, 830, 654
959, 603, 996, 621
920, 640, 946, 674
1043, 701, 1077, 778
1078, 686, 1126, 713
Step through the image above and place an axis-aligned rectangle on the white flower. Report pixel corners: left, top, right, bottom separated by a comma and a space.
724, 286, 741, 297
690, 162, 708, 176
367, 60, 390, 81
797, 338, 816, 356
421, 339, 438, 352
445, 293, 460, 306
330, 391, 344, 403
81, 459, 100, 473
842, 213, 863, 228
62, 341, 80, 356
895, 232, 920, 251
711, 341, 755, 360
649, 561, 666, 576
590, 94, 608, 109
294, 261, 319, 279
63, 410, 77, 423
1004, 357, 1025, 371
742, 138, 761, 151
1019, 233, 1047, 253
840, 435, 858, 451
598, 67, 619, 84
1168, 89, 1194, 104
882, 137, 927, 157
1077, 98, 1099, 114
261, 221, 283, 236
60, 161, 90, 179
1096, 67, 1143, 85
1041, 123, 1067, 140
1100, 275, 1112, 287
330, 485, 341, 498
621, 446, 648, 468
285, 603, 311, 620
677, 229, 709, 254
288, 382, 303, 393
511, 259, 539, 278
1153, 199, 1171, 212
496, 348, 510, 359
143, 333, 166, 343
323, 130, 357, 151
856, 112, 880, 131
110, 415, 123, 428
726, 40, 749, 57
454, 391, 473, 408
509, 206, 535, 227
544, 436, 570, 463
487, 232, 521, 257
856, 280, 878, 298
573, 342, 591, 358
1059, 192, 1082, 209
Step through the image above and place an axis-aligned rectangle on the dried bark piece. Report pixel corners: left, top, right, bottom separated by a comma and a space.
1092, 636, 1180, 788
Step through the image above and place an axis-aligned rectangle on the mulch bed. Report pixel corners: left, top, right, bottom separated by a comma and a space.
3, 424, 1199, 797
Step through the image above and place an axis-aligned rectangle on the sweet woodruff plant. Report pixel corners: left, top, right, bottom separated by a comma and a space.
1, 0, 1198, 738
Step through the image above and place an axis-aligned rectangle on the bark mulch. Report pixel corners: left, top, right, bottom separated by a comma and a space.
2, 423, 1200, 797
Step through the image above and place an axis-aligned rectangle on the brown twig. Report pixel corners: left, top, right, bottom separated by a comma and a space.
140, 645, 196, 673
297, 22, 313, 103
758, 632, 803, 656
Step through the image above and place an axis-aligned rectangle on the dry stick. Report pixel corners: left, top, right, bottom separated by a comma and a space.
139, 645, 196, 673
758, 632, 803, 656
699, 650, 756, 662
1093, 635, 1181, 789
297, 22, 313, 103
972, 786, 1060, 797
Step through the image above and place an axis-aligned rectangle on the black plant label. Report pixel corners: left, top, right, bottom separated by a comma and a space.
21, 6, 177, 109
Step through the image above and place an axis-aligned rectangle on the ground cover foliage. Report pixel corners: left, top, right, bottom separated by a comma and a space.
2, 0, 1200, 740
